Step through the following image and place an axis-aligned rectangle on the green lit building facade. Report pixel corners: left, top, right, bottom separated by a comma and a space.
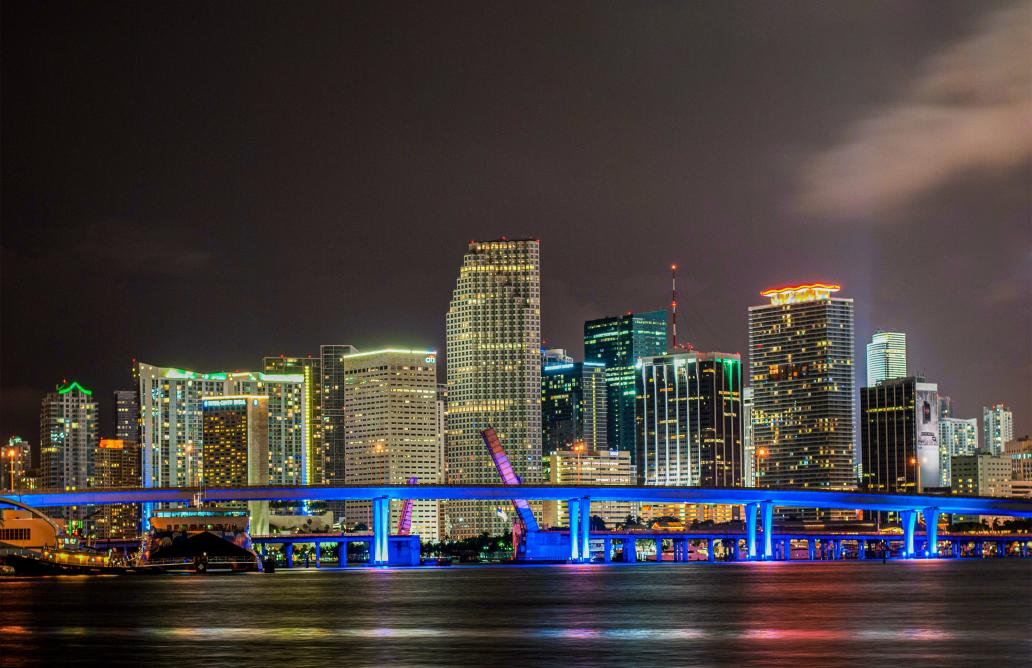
584, 310, 666, 463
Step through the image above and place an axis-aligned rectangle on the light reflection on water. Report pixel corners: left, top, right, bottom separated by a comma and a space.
2, 561, 1030, 667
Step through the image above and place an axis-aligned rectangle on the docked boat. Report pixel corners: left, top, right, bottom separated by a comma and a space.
134, 507, 260, 574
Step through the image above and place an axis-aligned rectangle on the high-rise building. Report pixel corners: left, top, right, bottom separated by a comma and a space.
320, 345, 359, 490
939, 417, 979, 487
263, 355, 323, 484
39, 381, 98, 490
541, 360, 607, 455
113, 390, 140, 442
226, 372, 307, 486
938, 395, 952, 419
341, 349, 441, 541
860, 377, 941, 493
92, 438, 141, 538
2, 436, 33, 492
584, 310, 667, 462
138, 364, 309, 489
951, 453, 1012, 497
866, 330, 907, 386
1006, 436, 1032, 484
748, 283, 856, 515
541, 449, 634, 529
201, 396, 270, 533
635, 351, 743, 487
742, 387, 756, 487
983, 404, 1014, 455
445, 238, 542, 538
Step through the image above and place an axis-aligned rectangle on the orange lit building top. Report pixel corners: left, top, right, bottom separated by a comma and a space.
760, 282, 841, 305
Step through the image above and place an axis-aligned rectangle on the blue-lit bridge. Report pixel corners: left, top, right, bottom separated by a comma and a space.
4, 484, 1032, 565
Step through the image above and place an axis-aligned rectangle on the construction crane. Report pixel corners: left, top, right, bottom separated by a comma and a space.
480, 427, 539, 557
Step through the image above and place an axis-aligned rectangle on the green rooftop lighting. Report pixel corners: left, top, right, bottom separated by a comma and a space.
57, 380, 93, 396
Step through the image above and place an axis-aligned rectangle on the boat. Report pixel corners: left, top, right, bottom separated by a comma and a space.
133, 507, 261, 574
0, 544, 128, 576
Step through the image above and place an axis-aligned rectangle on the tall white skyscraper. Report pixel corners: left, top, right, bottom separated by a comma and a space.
445, 238, 542, 538
983, 404, 1014, 456
939, 417, 978, 487
341, 349, 442, 542
39, 381, 98, 490
866, 330, 907, 386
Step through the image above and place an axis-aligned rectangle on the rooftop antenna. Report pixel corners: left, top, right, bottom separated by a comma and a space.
671, 264, 678, 351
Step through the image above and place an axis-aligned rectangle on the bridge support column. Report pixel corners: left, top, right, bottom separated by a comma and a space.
901, 510, 917, 558
760, 501, 774, 560
782, 538, 790, 561
285, 543, 294, 568
655, 537, 664, 562
338, 541, 347, 567
808, 539, 816, 561
1021, 542, 1028, 558
568, 499, 580, 562
315, 541, 321, 567
372, 496, 390, 565
603, 537, 612, 563
997, 541, 1005, 558
832, 540, 841, 560
624, 538, 636, 563
707, 538, 715, 562
858, 539, 866, 560
730, 538, 740, 561
951, 540, 960, 559
922, 508, 939, 558
745, 502, 758, 559
579, 498, 591, 562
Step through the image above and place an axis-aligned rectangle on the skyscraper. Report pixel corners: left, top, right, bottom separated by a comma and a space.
584, 310, 667, 462
541, 359, 607, 454
445, 238, 541, 538
137, 364, 308, 488
113, 389, 139, 442
983, 404, 1014, 455
860, 377, 941, 493
2, 436, 33, 492
92, 438, 141, 538
39, 381, 98, 490
866, 330, 907, 386
742, 387, 756, 487
635, 351, 743, 487
748, 283, 856, 512
939, 417, 979, 487
341, 349, 441, 541
202, 396, 270, 533
263, 355, 323, 484
320, 344, 359, 489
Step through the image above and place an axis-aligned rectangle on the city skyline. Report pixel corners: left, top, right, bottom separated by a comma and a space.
3, 2, 1029, 443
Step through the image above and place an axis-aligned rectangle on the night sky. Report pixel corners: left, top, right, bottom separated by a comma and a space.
3, 1, 1030, 442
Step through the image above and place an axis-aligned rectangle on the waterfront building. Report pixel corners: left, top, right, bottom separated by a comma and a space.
201, 396, 270, 533
541, 359, 607, 455
1006, 436, 1032, 483
951, 453, 1012, 498
541, 449, 634, 528
445, 238, 542, 538
748, 283, 856, 519
263, 355, 324, 484
860, 377, 941, 494
321, 345, 359, 492
39, 381, 98, 490
342, 349, 441, 541
137, 364, 307, 489
91, 438, 141, 538
742, 388, 756, 487
225, 372, 307, 486
939, 417, 979, 487
584, 310, 667, 462
866, 330, 907, 386
2, 436, 33, 492
114, 390, 139, 442
983, 404, 1014, 455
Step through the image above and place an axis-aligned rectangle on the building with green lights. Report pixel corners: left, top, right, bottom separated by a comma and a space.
583, 310, 666, 463
39, 381, 98, 490
541, 360, 607, 455
634, 352, 743, 487
263, 355, 323, 485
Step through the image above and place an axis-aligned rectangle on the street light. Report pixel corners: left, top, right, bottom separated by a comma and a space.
572, 440, 586, 484
6, 447, 16, 493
